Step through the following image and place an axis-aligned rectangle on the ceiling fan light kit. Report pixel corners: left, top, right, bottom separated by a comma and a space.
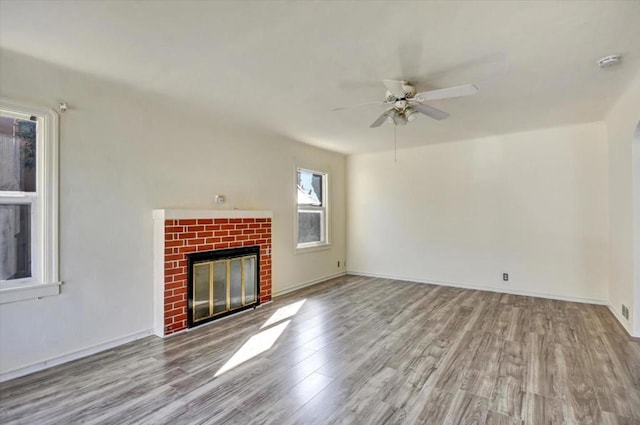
333, 79, 478, 128
392, 111, 408, 126
404, 106, 418, 122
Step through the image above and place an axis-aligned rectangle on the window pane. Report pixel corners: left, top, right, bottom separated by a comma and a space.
298, 210, 323, 244
0, 115, 37, 192
0, 204, 31, 280
297, 170, 323, 206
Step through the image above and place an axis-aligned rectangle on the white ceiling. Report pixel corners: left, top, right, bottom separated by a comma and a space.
1, 1, 639, 154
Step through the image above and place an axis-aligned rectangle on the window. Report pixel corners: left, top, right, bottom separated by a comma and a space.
296, 168, 329, 250
0, 99, 60, 303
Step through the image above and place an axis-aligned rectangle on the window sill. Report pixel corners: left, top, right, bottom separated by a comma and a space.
0, 282, 62, 304
295, 243, 332, 255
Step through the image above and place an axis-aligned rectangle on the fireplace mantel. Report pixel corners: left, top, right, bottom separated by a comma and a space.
153, 209, 273, 220
153, 209, 273, 337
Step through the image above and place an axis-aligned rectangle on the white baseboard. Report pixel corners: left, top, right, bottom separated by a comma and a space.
273, 271, 347, 298
607, 303, 639, 338
0, 329, 153, 383
347, 270, 608, 305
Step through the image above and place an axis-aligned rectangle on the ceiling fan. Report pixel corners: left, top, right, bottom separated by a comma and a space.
333, 80, 478, 128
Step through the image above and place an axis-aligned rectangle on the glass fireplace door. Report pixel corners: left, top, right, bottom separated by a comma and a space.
192, 254, 258, 323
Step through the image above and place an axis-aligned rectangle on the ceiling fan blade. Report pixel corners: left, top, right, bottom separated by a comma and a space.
415, 84, 478, 102
414, 104, 450, 120
332, 101, 386, 111
383, 80, 407, 99
369, 110, 393, 128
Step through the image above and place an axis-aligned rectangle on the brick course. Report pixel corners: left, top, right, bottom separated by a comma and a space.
162, 217, 272, 335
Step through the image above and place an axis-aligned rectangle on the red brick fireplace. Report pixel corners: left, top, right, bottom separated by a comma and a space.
153, 210, 272, 337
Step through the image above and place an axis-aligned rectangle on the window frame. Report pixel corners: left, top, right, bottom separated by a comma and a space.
295, 167, 330, 253
0, 98, 60, 303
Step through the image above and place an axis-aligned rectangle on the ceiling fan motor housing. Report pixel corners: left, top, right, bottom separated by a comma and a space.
402, 82, 416, 98
385, 81, 416, 101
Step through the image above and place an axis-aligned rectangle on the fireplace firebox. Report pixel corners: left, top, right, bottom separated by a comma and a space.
187, 245, 260, 328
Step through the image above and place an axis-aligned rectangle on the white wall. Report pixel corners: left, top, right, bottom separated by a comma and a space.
605, 72, 640, 336
0, 49, 346, 377
348, 122, 609, 303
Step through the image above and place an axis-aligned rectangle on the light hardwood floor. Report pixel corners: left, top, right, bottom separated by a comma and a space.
1, 275, 639, 425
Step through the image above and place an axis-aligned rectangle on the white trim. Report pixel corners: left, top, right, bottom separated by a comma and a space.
348, 271, 608, 305
0, 191, 38, 198
607, 303, 640, 338
294, 243, 332, 255
0, 329, 153, 383
295, 167, 330, 252
273, 271, 347, 297
153, 209, 272, 220
152, 217, 165, 337
296, 240, 331, 253
0, 281, 61, 304
0, 98, 60, 301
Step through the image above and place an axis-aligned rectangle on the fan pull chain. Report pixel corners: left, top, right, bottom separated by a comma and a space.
394, 124, 397, 163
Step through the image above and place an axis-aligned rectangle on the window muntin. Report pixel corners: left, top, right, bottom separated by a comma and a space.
296, 168, 328, 249
0, 99, 59, 302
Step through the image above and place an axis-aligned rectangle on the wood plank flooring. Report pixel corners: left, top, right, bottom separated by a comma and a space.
1, 275, 639, 424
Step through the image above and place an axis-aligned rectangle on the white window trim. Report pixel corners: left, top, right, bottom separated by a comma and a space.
0, 98, 60, 303
295, 166, 331, 254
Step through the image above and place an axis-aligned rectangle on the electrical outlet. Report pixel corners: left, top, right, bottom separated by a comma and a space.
502, 273, 509, 282
622, 304, 629, 320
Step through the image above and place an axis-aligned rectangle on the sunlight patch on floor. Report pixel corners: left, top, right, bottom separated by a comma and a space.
215, 320, 291, 377
261, 299, 306, 329
214, 299, 307, 377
